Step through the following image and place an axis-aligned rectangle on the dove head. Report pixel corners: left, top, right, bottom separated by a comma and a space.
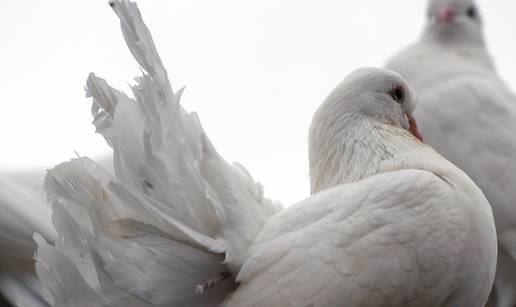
311, 67, 421, 142
309, 68, 423, 193
423, 0, 485, 46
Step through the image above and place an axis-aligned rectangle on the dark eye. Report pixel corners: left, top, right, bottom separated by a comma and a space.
390, 86, 405, 103
467, 6, 476, 18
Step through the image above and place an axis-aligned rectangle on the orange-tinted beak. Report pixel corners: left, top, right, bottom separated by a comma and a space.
407, 113, 423, 142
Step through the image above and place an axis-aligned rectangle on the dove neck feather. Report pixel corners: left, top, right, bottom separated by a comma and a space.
309, 112, 426, 194
421, 23, 486, 49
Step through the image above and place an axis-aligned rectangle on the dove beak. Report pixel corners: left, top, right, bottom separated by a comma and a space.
406, 112, 423, 142
437, 7, 456, 23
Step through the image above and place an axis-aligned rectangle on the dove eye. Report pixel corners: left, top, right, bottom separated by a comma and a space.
466, 6, 476, 19
390, 86, 405, 104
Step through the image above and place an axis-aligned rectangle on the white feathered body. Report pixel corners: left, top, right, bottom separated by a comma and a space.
227, 119, 496, 307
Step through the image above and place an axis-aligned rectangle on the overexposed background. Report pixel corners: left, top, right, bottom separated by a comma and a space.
1, 0, 515, 205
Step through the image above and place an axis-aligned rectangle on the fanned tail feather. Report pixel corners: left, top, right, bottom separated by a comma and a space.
35, 0, 281, 305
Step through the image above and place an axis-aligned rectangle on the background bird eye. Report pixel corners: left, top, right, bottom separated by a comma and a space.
467, 6, 476, 18
390, 86, 405, 103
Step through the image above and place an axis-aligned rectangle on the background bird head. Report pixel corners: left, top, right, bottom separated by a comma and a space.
423, 0, 485, 46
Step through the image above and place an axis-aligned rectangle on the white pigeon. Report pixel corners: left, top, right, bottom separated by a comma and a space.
34, 1, 496, 306
386, 1, 516, 306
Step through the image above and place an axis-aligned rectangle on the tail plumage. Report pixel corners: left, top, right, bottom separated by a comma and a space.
34, 1, 281, 306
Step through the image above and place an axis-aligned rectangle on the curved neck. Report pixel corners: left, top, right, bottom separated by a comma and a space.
308, 113, 424, 194
420, 26, 495, 69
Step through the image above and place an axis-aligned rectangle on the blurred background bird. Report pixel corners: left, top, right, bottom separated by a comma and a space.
387, 1, 516, 306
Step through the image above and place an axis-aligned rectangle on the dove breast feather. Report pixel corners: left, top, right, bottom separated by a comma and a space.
226, 168, 495, 307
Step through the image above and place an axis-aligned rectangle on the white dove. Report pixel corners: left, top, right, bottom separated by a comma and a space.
386, 1, 516, 306
34, 1, 496, 306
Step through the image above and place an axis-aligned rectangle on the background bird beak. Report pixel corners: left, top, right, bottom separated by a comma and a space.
407, 113, 423, 141
437, 8, 456, 23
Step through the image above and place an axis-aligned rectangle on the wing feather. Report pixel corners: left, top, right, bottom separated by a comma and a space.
36, 0, 280, 305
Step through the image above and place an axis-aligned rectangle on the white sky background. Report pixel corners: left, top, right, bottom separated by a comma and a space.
1, 0, 515, 205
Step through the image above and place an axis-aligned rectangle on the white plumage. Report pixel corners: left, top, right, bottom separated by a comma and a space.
35, 1, 279, 306
387, 0, 516, 306
229, 169, 496, 307
226, 68, 496, 307
30, 1, 496, 306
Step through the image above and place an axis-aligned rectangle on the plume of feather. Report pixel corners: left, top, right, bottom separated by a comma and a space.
34, 1, 281, 306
